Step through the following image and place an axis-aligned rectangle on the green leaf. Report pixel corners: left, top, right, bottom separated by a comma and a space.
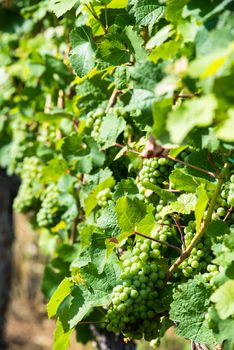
124, 26, 147, 61
211, 280, 234, 320
58, 263, 120, 330
133, 0, 164, 27
97, 202, 121, 236
142, 181, 176, 202
170, 280, 216, 345
167, 95, 217, 144
161, 193, 196, 217
69, 27, 96, 77
169, 169, 200, 193
149, 40, 181, 64
136, 210, 155, 236
207, 220, 229, 240
115, 196, 146, 232
61, 134, 83, 160
146, 24, 174, 50
195, 184, 208, 231
41, 159, 68, 183
98, 114, 126, 149
49, 0, 79, 17
48, 278, 73, 318
52, 319, 72, 350
84, 176, 115, 215
165, 0, 190, 23
72, 233, 108, 274
216, 109, 234, 142
113, 178, 139, 200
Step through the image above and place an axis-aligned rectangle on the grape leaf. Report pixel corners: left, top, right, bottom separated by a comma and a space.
165, 0, 190, 23
142, 181, 176, 202
113, 178, 139, 200
48, 278, 73, 318
169, 169, 200, 193
69, 27, 96, 77
167, 95, 217, 144
71, 233, 108, 274
170, 280, 216, 345
115, 196, 146, 232
98, 114, 126, 149
195, 184, 208, 231
58, 263, 120, 330
133, 0, 164, 27
84, 176, 115, 215
211, 280, 234, 320
161, 193, 196, 216
52, 318, 72, 350
49, 0, 79, 17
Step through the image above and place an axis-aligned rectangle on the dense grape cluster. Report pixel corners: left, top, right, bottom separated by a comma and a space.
138, 158, 174, 194
97, 188, 113, 207
14, 156, 42, 212
36, 183, 60, 227
178, 221, 218, 282
106, 223, 175, 342
86, 108, 105, 139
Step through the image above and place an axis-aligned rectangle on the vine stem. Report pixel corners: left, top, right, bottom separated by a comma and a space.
224, 206, 232, 222
78, 321, 109, 325
166, 163, 229, 281
167, 155, 216, 178
172, 215, 186, 249
134, 231, 181, 254
113, 142, 216, 178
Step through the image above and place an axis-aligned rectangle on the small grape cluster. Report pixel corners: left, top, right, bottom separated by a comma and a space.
106, 225, 175, 342
212, 175, 234, 220
37, 123, 57, 145
97, 188, 113, 208
138, 158, 174, 194
86, 108, 105, 139
14, 156, 42, 212
37, 183, 60, 227
178, 221, 216, 280
9, 120, 35, 174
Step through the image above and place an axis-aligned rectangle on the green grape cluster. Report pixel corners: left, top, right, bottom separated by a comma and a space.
14, 156, 42, 212
106, 224, 175, 342
37, 123, 57, 145
86, 108, 105, 139
96, 188, 113, 207
36, 183, 60, 227
9, 120, 35, 174
138, 158, 174, 194
178, 221, 215, 279
213, 175, 234, 219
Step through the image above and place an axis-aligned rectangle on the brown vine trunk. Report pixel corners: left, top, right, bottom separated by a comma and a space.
0, 170, 18, 349
91, 326, 136, 350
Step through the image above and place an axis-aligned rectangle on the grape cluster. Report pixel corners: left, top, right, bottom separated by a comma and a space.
106, 224, 175, 342
212, 175, 234, 220
14, 156, 42, 212
37, 123, 57, 145
97, 188, 113, 207
138, 158, 174, 194
178, 221, 216, 280
86, 108, 105, 139
9, 120, 35, 174
36, 183, 60, 227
